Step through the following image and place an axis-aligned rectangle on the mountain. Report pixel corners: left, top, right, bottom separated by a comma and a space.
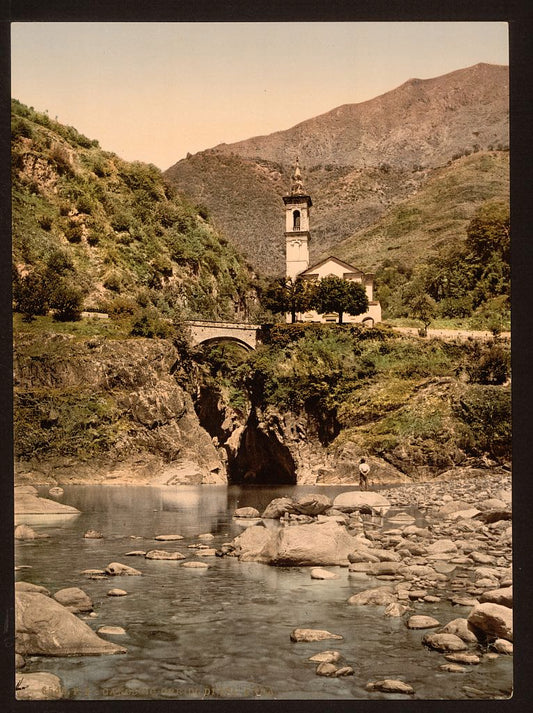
165, 63, 509, 275
11, 99, 256, 324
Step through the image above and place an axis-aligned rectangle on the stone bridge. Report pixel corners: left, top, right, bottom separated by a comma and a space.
185, 320, 262, 351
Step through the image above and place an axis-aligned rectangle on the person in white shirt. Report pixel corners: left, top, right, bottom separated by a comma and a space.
359, 458, 370, 491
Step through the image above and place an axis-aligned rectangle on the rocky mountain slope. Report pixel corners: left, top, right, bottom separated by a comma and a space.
165, 63, 508, 275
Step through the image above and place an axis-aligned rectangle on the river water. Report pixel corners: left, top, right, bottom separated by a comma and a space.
15, 484, 512, 700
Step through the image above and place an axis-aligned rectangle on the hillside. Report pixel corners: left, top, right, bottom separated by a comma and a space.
329, 150, 510, 271
11, 100, 256, 327
165, 63, 508, 275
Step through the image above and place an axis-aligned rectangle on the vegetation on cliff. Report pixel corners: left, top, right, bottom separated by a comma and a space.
11, 99, 257, 334
199, 324, 511, 475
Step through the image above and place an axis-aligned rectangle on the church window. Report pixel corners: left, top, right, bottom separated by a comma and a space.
293, 210, 301, 230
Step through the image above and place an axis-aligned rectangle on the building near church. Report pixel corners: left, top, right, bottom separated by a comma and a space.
284, 159, 382, 325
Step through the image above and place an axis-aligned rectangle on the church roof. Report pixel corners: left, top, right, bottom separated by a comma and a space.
300, 255, 367, 277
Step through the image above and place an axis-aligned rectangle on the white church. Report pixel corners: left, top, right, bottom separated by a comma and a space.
284, 159, 382, 325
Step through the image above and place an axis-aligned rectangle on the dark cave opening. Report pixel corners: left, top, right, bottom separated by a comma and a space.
227, 413, 297, 485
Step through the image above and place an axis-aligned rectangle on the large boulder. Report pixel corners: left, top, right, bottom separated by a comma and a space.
332, 491, 391, 515
437, 618, 479, 643
468, 602, 513, 642
15, 591, 126, 656
14, 524, 50, 540
233, 507, 261, 518
15, 581, 50, 596
480, 586, 512, 608
15, 672, 64, 700
53, 587, 93, 613
261, 497, 296, 519
292, 493, 332, 516
261, 520, 360, 566
232, 525, 273, 561
15, 490, 80, 516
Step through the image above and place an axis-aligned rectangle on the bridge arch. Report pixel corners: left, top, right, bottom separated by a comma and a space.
195, 336, 254, 352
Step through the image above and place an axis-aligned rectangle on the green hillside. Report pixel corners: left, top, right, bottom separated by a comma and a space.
11, 99, 256, 331
331, 151, 509, 271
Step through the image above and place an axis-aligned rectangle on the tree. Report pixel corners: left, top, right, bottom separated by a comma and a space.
13, 270, 49, 321
466, 201, 510, 264
262, 277, 316, 323
409, 292, 437, 335
50, 279, 84, 321
311, 276, 368, 324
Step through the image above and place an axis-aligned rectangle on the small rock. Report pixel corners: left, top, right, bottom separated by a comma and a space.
48, 487, 64, 497
181, 561, 209, 568
316, 662, 338, 677
366, 679, 414, 694
145, 550, 186, 560
15, 524, 49, 541
422, 633, 468, 652
53, 587, 93, 613
384, 602, 410, 617
310, 568, 339, 580
107, 589, 128, 597
195, 549, 217, 557
492, 638, 513, 654
234, 507, 261, 518
15, 654, 25, 669
347, 587, 397, 606
124, 551, 146, 556
437, 618, 479, 643
98, 626, 126, 636
334, 666, 354, 677
308, 650, 342, 663
105, 562, 142, 576
290, 628, 343, 642
444, 652, 480, 665
439, 663, 465, 672
197, 533, 215, 541
154, 534, 184, 541
83, 530, 103, 539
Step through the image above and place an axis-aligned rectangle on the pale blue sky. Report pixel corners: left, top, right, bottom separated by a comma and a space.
11, 22, 508, 170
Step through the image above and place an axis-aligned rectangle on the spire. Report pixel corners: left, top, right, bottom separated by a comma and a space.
290, 156, 305, 195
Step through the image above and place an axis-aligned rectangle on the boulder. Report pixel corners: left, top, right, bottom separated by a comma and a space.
492, 639, 513, 654
480, 586, 512, 608
154, 534, 184, 541
468, 602, 513, 642
15, 490, 80, 516
53, 587, 93, 613
407, 615, 440, 630
384, 602, 411, 617
107, 589, 128, 597
422, 633, 468, 652
261, 497, 296, 519
234, 507, 261, 518
367, 561, 403, 576
181, 561, 209, 568
98, 626, 126, 636
332, 491, 391, 515
444, 652, 481, 665
436, 500, 472, 517
437, 618, 478, 643
145, 550, 186, 560
347, 586, 397, 607
290, 628, 343, 642
293, 493, 332, 516
473, 510, 512, 524
232, 525, 272, 561
426, 539, 458, 554
105, 562, 142, 576
15, 524, 50, 541
15, 591, 126, 656
262, 520, 359, 566
316, 662, 338, 677
15, 672, 64, 700
15, 581, 50, 596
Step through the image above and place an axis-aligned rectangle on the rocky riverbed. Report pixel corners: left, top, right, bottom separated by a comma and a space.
14, 471, 512, 700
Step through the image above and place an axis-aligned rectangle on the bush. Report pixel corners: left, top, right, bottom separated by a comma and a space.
103, 272, 122, 293
64, 224, 83, 243
454, 384, 511, 459
130, 309, 173, 339
50, 280, 83, 321
464, 342, 510, 385
13, 271, 49, 321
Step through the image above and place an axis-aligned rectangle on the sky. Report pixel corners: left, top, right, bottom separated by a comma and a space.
11, 22, 509, 170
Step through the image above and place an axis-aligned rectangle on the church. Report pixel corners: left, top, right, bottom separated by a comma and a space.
284, 159, 382, 325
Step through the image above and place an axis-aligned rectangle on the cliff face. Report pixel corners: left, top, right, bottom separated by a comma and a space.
14, 334, 225, 485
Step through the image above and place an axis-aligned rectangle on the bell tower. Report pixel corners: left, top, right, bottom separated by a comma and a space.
284, 158, 312, 279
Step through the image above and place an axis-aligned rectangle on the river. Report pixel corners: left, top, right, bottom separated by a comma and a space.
15, 484, 512, 700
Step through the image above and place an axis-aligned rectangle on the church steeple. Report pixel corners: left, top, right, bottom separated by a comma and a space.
283, 158, 312, 279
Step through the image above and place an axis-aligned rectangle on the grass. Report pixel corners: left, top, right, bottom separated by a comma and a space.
13, 313, 131, 340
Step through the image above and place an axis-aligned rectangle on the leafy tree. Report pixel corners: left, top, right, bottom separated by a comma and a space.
311, 276, 368, 324
466, 201, 510, 264
13, 270, 49, 321
263, 277, 316, 323
409, 292, 437, 335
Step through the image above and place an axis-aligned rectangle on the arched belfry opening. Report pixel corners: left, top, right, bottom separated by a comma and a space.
293, 210, 301, 230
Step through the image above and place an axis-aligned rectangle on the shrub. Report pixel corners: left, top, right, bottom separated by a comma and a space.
50, 280, 83, 321
64, 224, 83, 243
13, 270, 49, 321
130, 309, 173, 339
464, 342, 510, 385
49, 142, 73, 175
103, 272, 122, 293
454, 384, 511, 459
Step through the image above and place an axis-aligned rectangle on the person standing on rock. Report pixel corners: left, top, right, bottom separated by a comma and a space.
359, 458, 370, 491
